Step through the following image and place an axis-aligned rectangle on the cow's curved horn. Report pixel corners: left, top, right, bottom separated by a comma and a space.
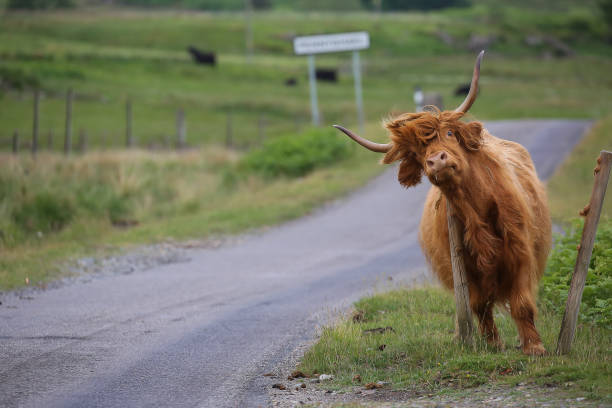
455, 50, 484, 114
332, 125, 391, 153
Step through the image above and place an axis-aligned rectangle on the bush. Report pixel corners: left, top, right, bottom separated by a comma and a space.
0, 67, 40, 91
12, 192, 74, 234
238, 127, 352, 179
540, 218, 612, 328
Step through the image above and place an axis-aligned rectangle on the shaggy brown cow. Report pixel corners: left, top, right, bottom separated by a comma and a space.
333, 51, 551, 356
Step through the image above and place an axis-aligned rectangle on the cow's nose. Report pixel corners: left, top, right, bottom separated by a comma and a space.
426, 151, 448, 171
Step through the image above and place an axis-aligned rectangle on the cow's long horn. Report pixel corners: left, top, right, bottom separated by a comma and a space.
455, 50, 485, 114
332, 125, 391, 153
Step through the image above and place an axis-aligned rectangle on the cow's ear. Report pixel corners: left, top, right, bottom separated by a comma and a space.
397, 154, 423, 187
456, 120, 483, 151
383, 116, 424, 188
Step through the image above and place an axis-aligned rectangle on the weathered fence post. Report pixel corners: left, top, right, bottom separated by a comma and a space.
556, 150, 612, 355
32, 89, 40, 156
64, 88, 73, 155
126, 99, 133, 148
12, 131, 19, 154
446, 200, 474, 345
226, 110, 233, 148
176, 108, 186, 149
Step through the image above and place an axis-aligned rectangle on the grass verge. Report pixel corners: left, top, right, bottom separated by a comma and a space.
298, 287, 611, 403
0, 127, 385, 291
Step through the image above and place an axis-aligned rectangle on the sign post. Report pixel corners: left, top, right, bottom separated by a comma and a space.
293, 32, 370, 130
307, 54, 320, 126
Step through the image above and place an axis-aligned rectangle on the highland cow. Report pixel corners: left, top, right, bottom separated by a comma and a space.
333, 51, 551, 355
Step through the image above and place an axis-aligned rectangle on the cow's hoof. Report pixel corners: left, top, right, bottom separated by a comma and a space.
522, 343, 546, 356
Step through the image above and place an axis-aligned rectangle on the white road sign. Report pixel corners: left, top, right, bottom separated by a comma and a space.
293, 32, 370, 55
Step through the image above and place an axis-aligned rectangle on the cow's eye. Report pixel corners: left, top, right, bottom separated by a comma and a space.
446, 130, 453, 137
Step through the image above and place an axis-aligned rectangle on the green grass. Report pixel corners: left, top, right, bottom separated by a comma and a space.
547, 115, 612, 222
299, 287, 611, 402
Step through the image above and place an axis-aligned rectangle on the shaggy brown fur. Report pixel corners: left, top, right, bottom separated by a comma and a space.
383, 107, 551, 355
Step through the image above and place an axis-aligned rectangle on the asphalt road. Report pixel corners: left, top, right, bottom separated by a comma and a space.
0, 120, 591, 408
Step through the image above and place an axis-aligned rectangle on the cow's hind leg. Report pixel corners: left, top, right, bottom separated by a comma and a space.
509, 290, 546, 356
469, 286, 502, 349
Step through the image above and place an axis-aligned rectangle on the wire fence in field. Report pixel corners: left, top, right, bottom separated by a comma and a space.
1, 88, 311, 155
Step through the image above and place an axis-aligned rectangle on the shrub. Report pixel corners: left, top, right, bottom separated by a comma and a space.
238, 127, 352, 179
540, 218, 612, 328
0, 67, 40, 91
12, 192, 74, 234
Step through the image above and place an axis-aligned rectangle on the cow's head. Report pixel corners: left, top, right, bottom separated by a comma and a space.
334, 51, 485, 190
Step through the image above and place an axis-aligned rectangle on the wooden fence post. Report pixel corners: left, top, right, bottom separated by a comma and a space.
64, 88, 73, 155
126, 99, 133, 148
556, 150, 612, 355
32, 89, 40, 156
446, 200, 474, 345
12, 130, 19, 154
176, 108, 186, 149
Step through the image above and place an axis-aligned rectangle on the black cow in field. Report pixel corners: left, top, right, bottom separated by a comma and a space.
187, 46, 216, 66
315, 68, 337, 82
454, 83, 471, 96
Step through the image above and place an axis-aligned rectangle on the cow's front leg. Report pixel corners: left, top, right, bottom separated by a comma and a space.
509, 278, 545, 356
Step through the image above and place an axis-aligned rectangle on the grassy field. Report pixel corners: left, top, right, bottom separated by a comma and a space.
1, 7, 612, 152
299, 287, 611, 402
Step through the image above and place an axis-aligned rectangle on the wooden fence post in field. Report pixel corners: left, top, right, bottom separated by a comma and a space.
12, 130, 19, 154
556, 150, 612, 355
126, 99, 133, 148
64, 88, 73, 155
176, 108, 186, 149
446, 200, 474, 345
32, 89, 40, 156
226, 110, 233, 148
